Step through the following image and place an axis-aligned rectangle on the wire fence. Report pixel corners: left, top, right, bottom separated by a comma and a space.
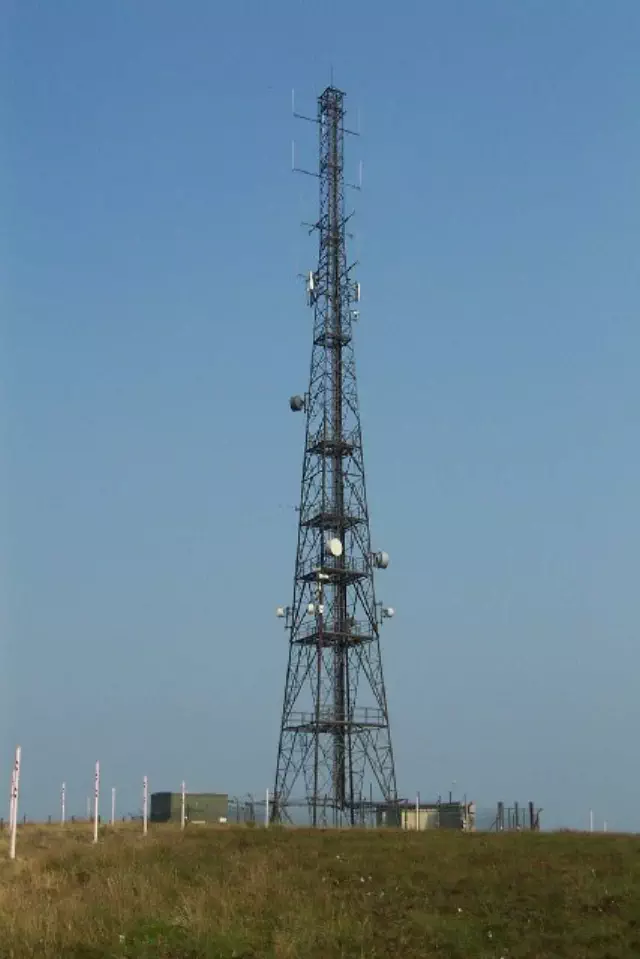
2, 743, 542, 840
1, 800, 541, 833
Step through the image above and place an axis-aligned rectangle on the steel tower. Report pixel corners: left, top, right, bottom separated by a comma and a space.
272, 85, 397, 826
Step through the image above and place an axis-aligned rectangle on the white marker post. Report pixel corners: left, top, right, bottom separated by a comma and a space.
589, 809, 594, 834
265, 788, 270, 827
111, 787, 116, 826
142, 776, 148, 836
13, 747, 21, 826
61, 782, 66, 826
9, 746, 21, 861
415, 792, 420, 832
93, 761, 100, 844
8, 768, 15, 833
180, 780, 186, 831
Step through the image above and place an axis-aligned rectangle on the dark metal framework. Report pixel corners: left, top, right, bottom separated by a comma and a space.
272, 86, 397, 826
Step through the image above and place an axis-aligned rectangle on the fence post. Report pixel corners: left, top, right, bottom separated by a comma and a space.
93, 762, 100, 844
143, 776, 148, 836
9, 746, 21, 860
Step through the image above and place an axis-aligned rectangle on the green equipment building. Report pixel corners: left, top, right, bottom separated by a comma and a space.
150, 791, 229, 825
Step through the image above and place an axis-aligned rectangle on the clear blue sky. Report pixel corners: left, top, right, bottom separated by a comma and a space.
2, 0, 639, 830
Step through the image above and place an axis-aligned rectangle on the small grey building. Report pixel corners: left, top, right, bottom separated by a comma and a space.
150, 791, 229, 825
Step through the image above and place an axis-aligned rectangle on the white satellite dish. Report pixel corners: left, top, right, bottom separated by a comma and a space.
327, 537, 343, 558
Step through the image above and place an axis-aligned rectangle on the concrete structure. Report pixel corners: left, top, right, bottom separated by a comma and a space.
150, 792, 228, 825
378, 801, 476, 831
400, 806, 440, 831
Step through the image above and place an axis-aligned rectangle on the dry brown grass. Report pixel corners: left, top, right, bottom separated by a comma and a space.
0, 823, 639, 957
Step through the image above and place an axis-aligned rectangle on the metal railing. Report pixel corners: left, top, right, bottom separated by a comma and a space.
294, 618, 375, 642
284, 706, 386, 729
306, 430, 358, 455
297, 557, 369, 580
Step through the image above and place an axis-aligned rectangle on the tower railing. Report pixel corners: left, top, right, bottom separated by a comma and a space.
293, 619, 375, 644
297, 556, 369, 581
284, 706, 387, 731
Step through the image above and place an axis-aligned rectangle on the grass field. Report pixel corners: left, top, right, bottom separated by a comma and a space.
0, 825, 638, 958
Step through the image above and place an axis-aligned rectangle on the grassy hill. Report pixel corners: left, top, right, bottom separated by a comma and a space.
0, 824, 638, 957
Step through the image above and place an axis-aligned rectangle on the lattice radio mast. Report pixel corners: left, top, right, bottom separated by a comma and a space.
272, 85, 397, 826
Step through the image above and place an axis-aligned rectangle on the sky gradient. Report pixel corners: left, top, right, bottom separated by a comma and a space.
2, 0, 639, 830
